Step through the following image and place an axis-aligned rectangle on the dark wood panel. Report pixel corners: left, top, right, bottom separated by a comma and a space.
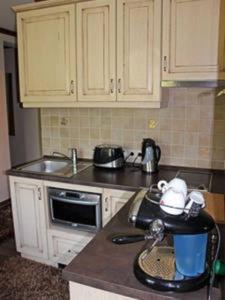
0, 28, 16, 37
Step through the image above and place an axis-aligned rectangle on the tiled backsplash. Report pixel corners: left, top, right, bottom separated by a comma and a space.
41, 88, 225, 169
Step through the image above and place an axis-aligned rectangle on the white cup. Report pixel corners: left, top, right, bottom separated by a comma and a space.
184, 191, 205, 214
157, 178, 188, 198
159, 188, 186, 215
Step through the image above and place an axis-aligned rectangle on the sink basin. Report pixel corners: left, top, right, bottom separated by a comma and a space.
20, 160, 69, 173
17, 158, 91, 177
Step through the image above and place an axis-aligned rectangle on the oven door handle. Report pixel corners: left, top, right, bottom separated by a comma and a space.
50, 196, 99, 206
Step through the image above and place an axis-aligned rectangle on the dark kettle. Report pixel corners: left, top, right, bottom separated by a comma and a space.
141, 138, 161, 173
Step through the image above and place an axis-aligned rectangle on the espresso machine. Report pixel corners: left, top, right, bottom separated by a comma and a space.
112, 189, 217, 293
141, 138, 161, 173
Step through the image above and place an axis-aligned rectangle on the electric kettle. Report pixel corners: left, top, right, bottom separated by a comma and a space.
141, 138, 161, 173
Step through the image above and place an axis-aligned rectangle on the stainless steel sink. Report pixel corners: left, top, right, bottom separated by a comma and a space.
21, 160, 69, 173
16, 158, 91, 177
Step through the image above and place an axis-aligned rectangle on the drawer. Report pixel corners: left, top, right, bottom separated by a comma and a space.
48, 230, 94, 265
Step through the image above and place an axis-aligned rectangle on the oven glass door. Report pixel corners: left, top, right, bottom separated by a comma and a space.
50, 196, 100, 230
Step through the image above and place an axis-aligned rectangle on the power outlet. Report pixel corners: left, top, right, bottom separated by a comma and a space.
124, 150, 142, 163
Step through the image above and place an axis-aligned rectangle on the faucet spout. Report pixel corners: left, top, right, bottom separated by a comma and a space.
52, 151, 71, 161
52, 149, 78, 173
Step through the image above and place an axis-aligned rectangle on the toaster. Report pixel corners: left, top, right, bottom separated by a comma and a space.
93, 144, 125, 169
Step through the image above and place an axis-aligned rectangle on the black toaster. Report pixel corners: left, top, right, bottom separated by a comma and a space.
93, 144, 125, 169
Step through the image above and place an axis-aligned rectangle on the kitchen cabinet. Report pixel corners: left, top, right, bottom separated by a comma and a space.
162, 0, 225, 81
48, 229, 94, 266
77, 0, 162, 106
117, 0, 161, 102
9, 177, 48, 261
14, 0, 162, 108
102, 189, 135, 226
76, 0, 116, 102
16, 4, 76, 105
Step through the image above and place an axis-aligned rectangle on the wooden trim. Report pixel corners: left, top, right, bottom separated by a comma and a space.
0, 28, 16, 37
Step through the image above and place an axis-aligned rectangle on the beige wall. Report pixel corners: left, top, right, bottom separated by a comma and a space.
40, 88, 225, 170
4, 47, 41, 167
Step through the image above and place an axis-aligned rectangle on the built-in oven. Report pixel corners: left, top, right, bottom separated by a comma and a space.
48, 187, 102, 232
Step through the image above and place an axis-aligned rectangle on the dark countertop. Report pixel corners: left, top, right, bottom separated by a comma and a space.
6, 157, 225, 195
63, 194, 222, 300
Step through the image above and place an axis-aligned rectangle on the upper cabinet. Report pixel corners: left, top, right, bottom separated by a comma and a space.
117, 0, 161, 102
16, 4, 76, 105
77, 0, 162, 105
13, 0, 225, 108
162, 0, 225, 80
76, 0, 116, 102
14, 0, 163, 108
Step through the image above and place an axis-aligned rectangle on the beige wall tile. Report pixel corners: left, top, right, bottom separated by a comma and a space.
184, 132, 198, 146
199, 134, 212, 147
80, 128, 90, 139
198, 147, 212, 160
101, 128, 111, 140
50, 116, 59, 126
172, 132, 185, 145
90, 128, 100, 140
40, 88, 225, 169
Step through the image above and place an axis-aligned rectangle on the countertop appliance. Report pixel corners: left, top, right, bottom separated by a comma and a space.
48, 187, 102, 232
141, 138, 161, 173
93, 144, 125, 169
112, 189, 217, 292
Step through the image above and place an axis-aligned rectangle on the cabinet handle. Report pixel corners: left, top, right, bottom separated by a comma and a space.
163, 56, 167, 72
70, 80, 75, 94
37, 187, 42, 201
118, 78, 122, 93
110, 79, 114, 93
105, 197, 109, 212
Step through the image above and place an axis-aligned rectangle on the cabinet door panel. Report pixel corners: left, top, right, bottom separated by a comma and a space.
17, 5, 76, 102
10, 178, 48, 259
111, 198, 128, 217
117, 0, 161, 101
17, 184, 41, 250
163, 0, 222, 80
77, 0, 116, 101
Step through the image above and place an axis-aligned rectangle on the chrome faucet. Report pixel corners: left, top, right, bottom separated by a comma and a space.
52, 148, 78, 173
71, 148, 77, 173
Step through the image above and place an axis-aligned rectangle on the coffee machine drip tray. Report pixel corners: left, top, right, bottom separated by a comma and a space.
134, 246, 210, 292
175, 170, 212, 192
138, 247, 175, 280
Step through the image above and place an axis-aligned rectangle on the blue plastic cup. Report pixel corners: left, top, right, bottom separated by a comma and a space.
173, 233, 208, 277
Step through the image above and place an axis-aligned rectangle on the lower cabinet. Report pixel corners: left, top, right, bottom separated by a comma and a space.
9, 176, 48, 261
102, 189, 135, 226
48, 229, 94, 266
9, 176, 135, 265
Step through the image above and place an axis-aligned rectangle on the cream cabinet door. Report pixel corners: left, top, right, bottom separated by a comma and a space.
103, 189, 134, 221
76, 0, 116, 101
9, 177, 48, 259
117, 0, 162, 102
17, 4, 76, 103
162, 0, 225, 80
